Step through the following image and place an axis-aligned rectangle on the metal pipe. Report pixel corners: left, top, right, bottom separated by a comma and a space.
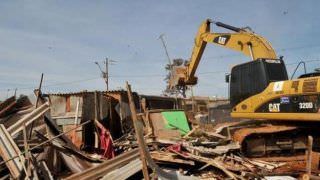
215, 22, 242, 32
290, 61, 307, 79
248, 43, 254, 60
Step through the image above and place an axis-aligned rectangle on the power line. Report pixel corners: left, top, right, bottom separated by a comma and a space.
0, 74, 167, 92
285, 59, 320, 66
203, 44, 320, 60
8, 58, 318, 92
277, 44, 320, 52
0, 77, 101, 92
198, 70, 227, 75
2, 57, 320, 93
109, 74, 165, 78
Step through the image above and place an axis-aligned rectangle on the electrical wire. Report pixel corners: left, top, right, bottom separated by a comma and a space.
0, 74, 167, 92
2, 43, 320, 93
203, 44, 320, 60
285, 59, 320, 66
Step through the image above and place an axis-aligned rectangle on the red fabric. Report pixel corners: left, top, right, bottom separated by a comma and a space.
167, 143, 189, 157
99, 128, 115, 159
168, 143, 182, 152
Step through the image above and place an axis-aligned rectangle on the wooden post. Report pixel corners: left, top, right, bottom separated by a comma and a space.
126, 82, 149, 180
94, 91, 100, 149
29, 73, 44, 139
72, 99, 80, 144
23, 124, 31, 179
35, 73, 44, 108
306, 136, 313, 176
191, 86, 195, 113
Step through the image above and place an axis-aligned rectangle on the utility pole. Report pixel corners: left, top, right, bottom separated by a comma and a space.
105, 58, 109, 91
14, 88, 17, 97
158, 34, 172, 65
191, 86, 195, 113
95, 58, 116, 91
159, 34, 180, 98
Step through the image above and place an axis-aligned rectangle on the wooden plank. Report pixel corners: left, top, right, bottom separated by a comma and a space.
8, 102, 49, 136
186, 152, 241, 180
126, 82, 150, 180
312, 152, 320, 171
0, 124, 25, 179
23, 124, 32, 178
150, 151, 194, 165
306, 136, 313, 176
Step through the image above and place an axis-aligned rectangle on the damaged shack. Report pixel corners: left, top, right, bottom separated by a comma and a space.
44, 90, 139, 151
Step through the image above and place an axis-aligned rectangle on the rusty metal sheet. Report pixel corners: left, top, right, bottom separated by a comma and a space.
43, 116, 98, 163
59, 152, 91, 173
232, 125, 297, 144
252, 155, 306, 162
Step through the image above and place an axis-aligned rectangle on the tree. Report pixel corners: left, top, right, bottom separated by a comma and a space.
163, 58, 188, 97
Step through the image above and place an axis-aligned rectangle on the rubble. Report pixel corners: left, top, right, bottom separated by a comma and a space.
0, 86, 319, 180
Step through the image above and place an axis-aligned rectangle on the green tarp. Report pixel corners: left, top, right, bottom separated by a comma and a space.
161, 111, 190, 136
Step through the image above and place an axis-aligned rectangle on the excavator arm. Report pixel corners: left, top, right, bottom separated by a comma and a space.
168, 19, 320, 157
169, 19, 277, 89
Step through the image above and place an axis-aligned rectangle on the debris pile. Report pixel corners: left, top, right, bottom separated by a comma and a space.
135, 111, 292, 179
0, 84, 318, 180
0, 95, 104, 179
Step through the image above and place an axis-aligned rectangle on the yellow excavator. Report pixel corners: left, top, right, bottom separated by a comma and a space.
169, 19, 320, 156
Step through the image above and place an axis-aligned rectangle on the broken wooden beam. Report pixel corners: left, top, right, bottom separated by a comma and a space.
0, 124, 26, 179
64, 148, 140, 180
126, 82, 150, 180
150, 151, 195, 166
8, 102, 49, 136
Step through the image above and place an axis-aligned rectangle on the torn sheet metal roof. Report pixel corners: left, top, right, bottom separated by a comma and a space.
43, 90, 133, 96
139, 94, 181, 100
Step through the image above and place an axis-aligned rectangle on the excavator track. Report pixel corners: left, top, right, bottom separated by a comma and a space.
225, 121, 320, 157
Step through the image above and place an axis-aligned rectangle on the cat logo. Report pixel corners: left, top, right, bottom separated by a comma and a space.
273, 81, 284, 92
213, 35, 230, 45
269, 103, 280, 112
218, 36, 227, 44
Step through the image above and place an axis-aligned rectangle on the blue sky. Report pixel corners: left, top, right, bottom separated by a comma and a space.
1, 0, 320, 100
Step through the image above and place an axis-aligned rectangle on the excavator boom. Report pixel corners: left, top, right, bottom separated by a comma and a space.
169, 19, 277, 89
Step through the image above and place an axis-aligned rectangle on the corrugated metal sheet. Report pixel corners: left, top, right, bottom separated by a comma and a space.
140, 95, 181, 101
44, 90, 129, 96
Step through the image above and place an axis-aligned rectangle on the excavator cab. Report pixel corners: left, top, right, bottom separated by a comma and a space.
229, 58, 288, 106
